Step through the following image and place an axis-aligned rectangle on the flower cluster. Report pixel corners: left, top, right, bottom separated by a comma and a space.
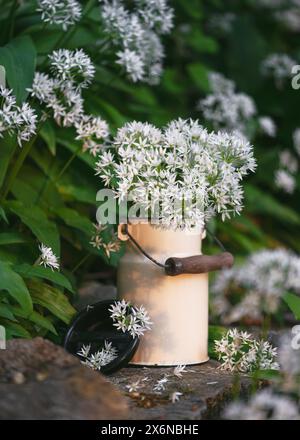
95, 119, 256, 229
197, 72, 257, 134
212, 248, 300, 324
90, 223, 121, 257
28, 49, 109, 156
214, 328, 279, 373
0, 86, 37, 147
37, 0, 82, 30
99, 0, 174, 84
261, 53, 296, 87
109, 299, 152, 338
223, 388, 300, 420
257, 0, 300, 33
275, 149, 298, 194
39, 243, 60, 271
77, 340, 118, 370
258, 116, 277, 137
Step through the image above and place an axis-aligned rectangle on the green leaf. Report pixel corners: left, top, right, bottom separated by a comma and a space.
14, 264, 74, 293
187, 62, 210, 92
0, 206, 8, 224
0, 232, 28, 245
0, 304, 16, 321
2, 320, 31, 339
0, 261, 33, 314
28, 279, 76, 324
8, 306, 57, 335
40, 120, 56, 155
0, 36, 36, 103
283, 292, 300, 320
7, 201, 60, 256
54, 207, 94, 235
245, 184, 300, 225
0, 134, 16, 188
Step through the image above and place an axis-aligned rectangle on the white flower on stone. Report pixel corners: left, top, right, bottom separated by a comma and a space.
173, 365, 188, 378
126, 380, 142, 393
109, 300, 152, 338
153, 376, 169, 392
37, 0, 82, 31
39, 243, 59, 271
77, 340, 118, 371
170, 391, 183, 403
258, 116, 277, 137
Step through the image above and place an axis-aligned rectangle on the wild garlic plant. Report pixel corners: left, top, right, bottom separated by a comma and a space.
95, 118, 256, 229
211, 248, 300, 325
214, 328, 279, 373
109, 299, 152, 338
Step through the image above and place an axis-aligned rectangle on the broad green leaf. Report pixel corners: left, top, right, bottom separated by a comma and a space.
0, 232, 28, 245
7, 201, 60, 256
1, 320, 31, 339
28, 279, 76, 324
283, 292, 300, 320
0, 261, 33, 314
14, 264, 74, 293
40, 120, 56, 155
0, 36, 36, 103
8, 306, 57, 335
57, 134, 95, 169
0, 304, 16, 321
54, 207, 94, 235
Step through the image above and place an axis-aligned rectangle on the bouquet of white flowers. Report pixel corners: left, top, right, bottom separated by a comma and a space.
95, 118, 256, 229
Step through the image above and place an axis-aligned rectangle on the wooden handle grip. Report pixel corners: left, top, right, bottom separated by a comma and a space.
165, 252, 234, 276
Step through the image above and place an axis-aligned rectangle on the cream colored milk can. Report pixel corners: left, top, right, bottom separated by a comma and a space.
117, 222, 233, 366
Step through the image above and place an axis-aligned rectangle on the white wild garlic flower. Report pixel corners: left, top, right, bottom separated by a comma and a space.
37, 0, 82, 31
90, 224, 120, 258
49, 49, 95, 90
153, 376, 169, 392
0, 86, 37, 147
39, 243, 60, 271
99, 0, 173, 84
170, 391, 183, 403
77, 340, 118, 370
109, 299, 152, 338
258, 116, 277, 137
95, 119, 256, 230
214, 328, 279, 373
212, 248, 300, 324
261, 53, 297, 87
223, 388, 300, 420
197, 72, 257, 134
275, 169, 296, 194
173, 365, 188, 378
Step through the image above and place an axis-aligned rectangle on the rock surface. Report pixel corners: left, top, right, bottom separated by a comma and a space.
109, 360, 252, 420
0, 337, 128, 420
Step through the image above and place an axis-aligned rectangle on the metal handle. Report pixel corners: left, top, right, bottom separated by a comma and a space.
165, 252, 234, 276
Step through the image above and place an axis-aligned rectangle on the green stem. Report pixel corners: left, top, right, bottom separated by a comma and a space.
71, 253, 91, 273
1, 134, 37, 200
37, 144, 82, 204
8, 0, 18, 41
